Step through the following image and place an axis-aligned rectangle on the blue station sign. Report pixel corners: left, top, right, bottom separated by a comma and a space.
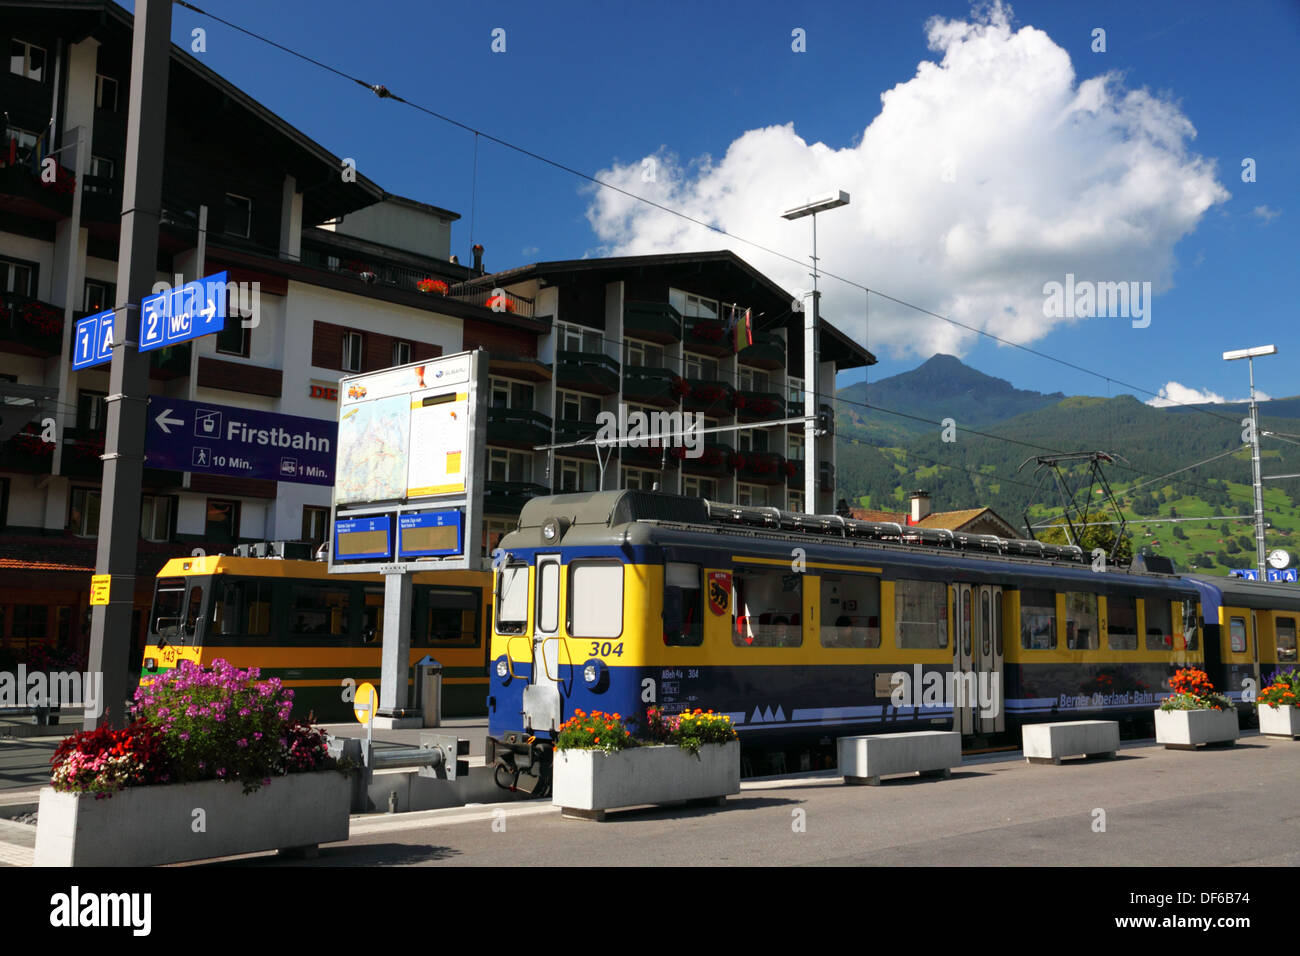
397, 510, 464, 558
72, 308, 117, 370
144, 395, 336, 485
334, 516, 392, 561
139, 271, 228, 352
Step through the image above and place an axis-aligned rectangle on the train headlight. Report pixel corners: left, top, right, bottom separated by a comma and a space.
495, 656, 512, 685
542, 518, 561, 541
582, 658, 609, 692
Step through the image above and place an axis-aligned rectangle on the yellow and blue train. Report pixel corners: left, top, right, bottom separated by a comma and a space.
486, 490, 1296, 789
141, 550, 492, 720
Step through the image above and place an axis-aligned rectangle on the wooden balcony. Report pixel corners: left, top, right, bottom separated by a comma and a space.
623, 301, 681, 344
622, 366, 684, 408
734, 390, 785, 422
484, 481, 552, 515
683, 315, 731, 357
486, 406, 552, 450
682, 441, 733, 478
0, 293, 64, 358
556, 351, 619, 395
682, 378, 734, 417
737, 451, 788, 486
736, 331, 785, 370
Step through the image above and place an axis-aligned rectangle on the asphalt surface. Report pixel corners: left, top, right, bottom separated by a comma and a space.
192, 733, 1300, 867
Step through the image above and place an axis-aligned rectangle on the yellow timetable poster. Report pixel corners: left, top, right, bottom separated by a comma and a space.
407, 391, 469, 497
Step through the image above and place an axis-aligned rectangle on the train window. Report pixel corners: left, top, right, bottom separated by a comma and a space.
288, 584, 350, 637
1229, 617, 1248, 653
1065, 592, 1098, 650
980, 591, 991, 656
663, 562, 703, 647
1277, 617, 1297, 663
733, 567, 802, 647
152, 576, 186, 637
213, 579, 272, 637
1019, 589, 1056, 650
538, 561, 560, 634
1107, 595, 1138, 651
895, 579, 947, 649
568, 561, 623, 638
820, 574, 881, 648
425, 588, 480, 646
185, 585, 205, 638
496, 565, 528, 634
1181, 603, 1200, 651
995, 591, 1003, 656
1144, 600, 1174, 651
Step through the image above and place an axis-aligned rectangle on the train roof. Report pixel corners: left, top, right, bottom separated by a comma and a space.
1186, 574, 1300, 614
506, 491, 1197, 598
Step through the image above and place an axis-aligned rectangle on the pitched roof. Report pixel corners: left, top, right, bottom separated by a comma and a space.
847, 506, 1020, 537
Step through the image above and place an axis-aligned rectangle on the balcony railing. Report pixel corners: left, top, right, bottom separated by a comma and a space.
736, 451, 788, 486
623, 301, 681, 343
0, 424, 54, 475
683, 315, 731, 357
737, 331, 786, 370
621, 442, 681, 471
682, 378, 734, 416
556, 351, 619, 395
484, 481, 552, 515
486, 406, 552, 450
61, 426, 105, 479
0, 293, 64, 357
733, 390, 785, 422
622, 366, 684, 407
444, 285, 536, 318
786, 459, 806, 487
682, 441, 733, 477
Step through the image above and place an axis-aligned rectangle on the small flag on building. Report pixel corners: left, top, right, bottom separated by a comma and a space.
730, 306, 752, 353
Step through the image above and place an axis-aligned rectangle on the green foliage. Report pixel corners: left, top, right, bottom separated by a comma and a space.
1039, 523, 1133, 562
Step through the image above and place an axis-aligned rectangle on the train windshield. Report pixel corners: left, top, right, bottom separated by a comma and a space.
151, 577, 187, 640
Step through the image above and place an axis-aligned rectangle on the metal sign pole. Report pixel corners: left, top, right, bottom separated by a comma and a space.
85, 0, 173, 728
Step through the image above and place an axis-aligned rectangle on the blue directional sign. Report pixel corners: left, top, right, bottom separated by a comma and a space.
397, 509, 464, 558
1266, 568, 1298, 583
144, 395, 336, 485
72, 308, 117, 370
139, 270, 228, 352
1230, 569, 1261, 581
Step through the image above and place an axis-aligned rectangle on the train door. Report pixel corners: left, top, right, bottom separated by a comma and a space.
977, 585, 1005, 734
522, 554, 563, 734
954, 584, 973, 734
1250, 610, 1261, 699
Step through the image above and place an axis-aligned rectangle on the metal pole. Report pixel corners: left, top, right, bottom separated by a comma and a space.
85, 0, 173, 728
1249, 356, 1266, 578
803, 213, 818, 515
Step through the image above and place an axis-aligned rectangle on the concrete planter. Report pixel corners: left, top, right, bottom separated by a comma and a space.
34, 771, 351, 866
1154, 708, 1240, 749
1259, 703, 1300, 740
553, 741, 740, 821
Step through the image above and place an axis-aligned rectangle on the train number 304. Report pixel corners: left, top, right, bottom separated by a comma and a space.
589, 641, 624, 657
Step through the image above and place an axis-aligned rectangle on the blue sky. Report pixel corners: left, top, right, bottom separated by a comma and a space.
158, 0, 1298, 405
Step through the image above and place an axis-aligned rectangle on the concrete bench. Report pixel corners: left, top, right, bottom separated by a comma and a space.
1022, 720, 1119, 765
838, 731, 962, 786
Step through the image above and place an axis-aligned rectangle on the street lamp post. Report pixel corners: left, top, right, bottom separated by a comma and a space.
1223, 344, 1277, 580
782, 191, 849, 515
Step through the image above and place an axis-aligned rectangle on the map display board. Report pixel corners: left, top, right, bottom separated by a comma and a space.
329, 350, 486, 573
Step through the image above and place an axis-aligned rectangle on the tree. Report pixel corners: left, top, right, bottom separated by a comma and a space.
1040, 523, 1133, 562
1219, 522, 1230, 536
1173, 525, 1187, 540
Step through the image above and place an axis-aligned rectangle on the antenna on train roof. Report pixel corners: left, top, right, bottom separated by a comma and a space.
1018, 451, 1130, 563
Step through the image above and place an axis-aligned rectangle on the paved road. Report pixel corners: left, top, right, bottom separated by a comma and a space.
190, 734, 1300, 868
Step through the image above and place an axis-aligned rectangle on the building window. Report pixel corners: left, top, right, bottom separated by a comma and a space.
342, 332, 363, 373
84, 280, 113, 312
788, 377, 804, 404
558, 458, 599, 492
788, 433, 804, 461
76, 390, 108, 432
94, 74, 118, 110
682, 476, 717, 499
623, 338, 663, 369
738, 367, 769, 392
302, 505, 329, 546
205, 499, 240, 543
224, 193, 252, 238
139, 495, 173, 542
216, 316, 251, 357
737, 429, 768, 453
621, 467, 658, 491
9, 40, 46, 81
488, 447, 532, 483
558, 390, 601, 422
788, 490, 804, 512
0, 257, 35, 295
684, 352, 718, 380
490, 377, 534, 409
669, 289, 719, 320
556, 322, 603, 353
69, 488, 101, 537
482, 518, 515, 557
736, 483, 767, 507
392, 340, 412, 366
86, 155, 115, 192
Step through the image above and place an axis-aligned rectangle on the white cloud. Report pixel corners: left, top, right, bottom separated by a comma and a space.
1146, 382, 1271, 408
584, 1, 1228, 359
1252, 205, 1281, 224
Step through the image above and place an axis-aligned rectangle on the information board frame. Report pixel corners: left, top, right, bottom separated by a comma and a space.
327, 349, 487, 574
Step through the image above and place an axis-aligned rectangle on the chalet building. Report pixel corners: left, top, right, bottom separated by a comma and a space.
0, 0, 874, 668
849, 490, 1020, 538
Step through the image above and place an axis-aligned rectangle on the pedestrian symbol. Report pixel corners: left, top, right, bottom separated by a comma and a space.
193, 447, 212, 467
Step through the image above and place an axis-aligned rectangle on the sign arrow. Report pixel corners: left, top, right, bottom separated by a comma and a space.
200, 299, 216, 321
155, 408, 184, 434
